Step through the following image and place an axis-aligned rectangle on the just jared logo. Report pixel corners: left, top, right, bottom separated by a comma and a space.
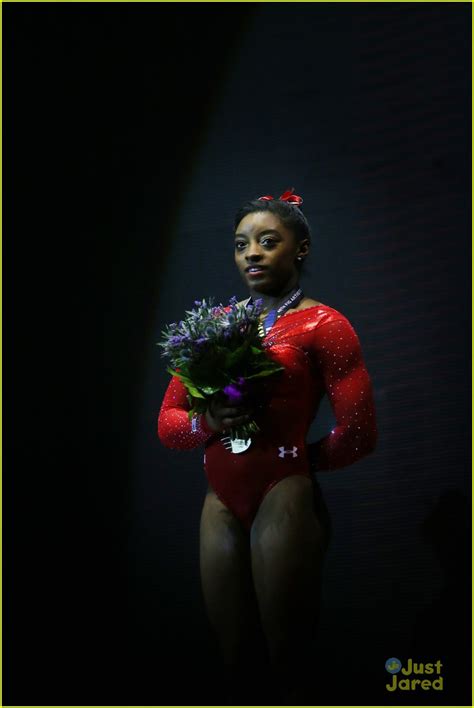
385, 657, 444, 691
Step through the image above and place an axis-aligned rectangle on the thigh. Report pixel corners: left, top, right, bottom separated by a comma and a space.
199, 486, 260, 659
250, 475, 326, 651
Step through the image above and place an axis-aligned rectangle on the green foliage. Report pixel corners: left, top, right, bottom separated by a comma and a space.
159, 296, 285, 440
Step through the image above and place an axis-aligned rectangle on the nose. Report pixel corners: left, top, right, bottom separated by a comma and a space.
245, 246, 264, 262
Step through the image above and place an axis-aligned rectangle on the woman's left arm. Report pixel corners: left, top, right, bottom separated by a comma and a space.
308, 317, 378, 471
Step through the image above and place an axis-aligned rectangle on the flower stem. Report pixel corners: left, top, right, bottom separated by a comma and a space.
230, 419, 260, 441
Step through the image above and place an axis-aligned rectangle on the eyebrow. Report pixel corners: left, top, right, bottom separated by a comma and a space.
234, 229, 282, 240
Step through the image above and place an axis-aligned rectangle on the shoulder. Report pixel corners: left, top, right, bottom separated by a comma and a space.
300, 302, 360, 342
297, 300, 353, 329
300, 297, 322, 308
309, 307, 364, 364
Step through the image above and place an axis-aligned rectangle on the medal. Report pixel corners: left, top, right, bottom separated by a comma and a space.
230, 437, 252, 453
221, 433, 252, 453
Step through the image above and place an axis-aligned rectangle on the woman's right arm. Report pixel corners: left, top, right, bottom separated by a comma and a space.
157, 376, 252, 450
157, 375, 217, 449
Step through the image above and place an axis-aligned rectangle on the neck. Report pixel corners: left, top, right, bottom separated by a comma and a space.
248, 274, 300, 313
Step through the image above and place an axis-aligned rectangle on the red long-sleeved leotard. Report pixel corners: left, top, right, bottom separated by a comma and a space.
157, 303, 377, 531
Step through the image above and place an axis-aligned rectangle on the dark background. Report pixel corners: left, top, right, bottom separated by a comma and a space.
4, 3, 471, 706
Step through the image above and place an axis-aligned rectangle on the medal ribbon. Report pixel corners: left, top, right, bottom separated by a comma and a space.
223, 286, 304, 452
250, 286, 305, 336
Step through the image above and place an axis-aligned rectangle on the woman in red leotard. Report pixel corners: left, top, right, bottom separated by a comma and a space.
157, 190, 378, 704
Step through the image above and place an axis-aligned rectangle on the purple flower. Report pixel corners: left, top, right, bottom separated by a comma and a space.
223, 383, 244, 404
223, 376, 247, 404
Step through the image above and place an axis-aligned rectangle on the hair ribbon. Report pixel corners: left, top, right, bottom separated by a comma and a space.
257, 187, 303, 206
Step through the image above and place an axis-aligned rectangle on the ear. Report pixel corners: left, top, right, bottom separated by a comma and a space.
296, 238, 310, 259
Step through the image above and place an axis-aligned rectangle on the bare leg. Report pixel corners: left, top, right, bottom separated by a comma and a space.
199, 486, 263, 702
250, 475, 327, 703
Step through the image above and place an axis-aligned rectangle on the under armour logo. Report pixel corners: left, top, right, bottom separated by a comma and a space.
278, 446, 298, 458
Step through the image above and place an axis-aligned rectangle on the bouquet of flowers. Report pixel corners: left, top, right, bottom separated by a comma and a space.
157, 295, 284, 440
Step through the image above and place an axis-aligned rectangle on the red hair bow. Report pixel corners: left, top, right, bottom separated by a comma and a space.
258, 187, 303, 207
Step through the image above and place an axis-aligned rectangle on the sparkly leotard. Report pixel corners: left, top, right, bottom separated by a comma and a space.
157, 303, 377, 531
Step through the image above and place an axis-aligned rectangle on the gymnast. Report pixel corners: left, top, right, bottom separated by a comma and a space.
158, 188, 378, 704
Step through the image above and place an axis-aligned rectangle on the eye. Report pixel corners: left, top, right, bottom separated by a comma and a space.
235, 242, 246, 251
262, 239, 277, 248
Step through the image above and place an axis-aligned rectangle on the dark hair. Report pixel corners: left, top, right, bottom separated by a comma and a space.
234, 198, 311, 274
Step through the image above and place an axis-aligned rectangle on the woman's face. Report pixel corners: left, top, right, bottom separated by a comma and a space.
234, 211, 306, 293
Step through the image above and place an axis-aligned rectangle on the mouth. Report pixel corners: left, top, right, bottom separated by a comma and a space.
245, 266, 268, 278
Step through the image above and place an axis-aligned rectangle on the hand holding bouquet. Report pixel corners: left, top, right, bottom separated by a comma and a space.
157, 296, 284, 441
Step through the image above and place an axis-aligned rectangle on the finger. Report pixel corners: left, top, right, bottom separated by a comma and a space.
222, 414, 251, 428
236, 414, 251, 425
221, 406, 247, 417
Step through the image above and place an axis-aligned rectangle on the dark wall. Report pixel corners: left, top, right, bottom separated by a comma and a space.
4, 3, 471, 706
4, 3, 257, 705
